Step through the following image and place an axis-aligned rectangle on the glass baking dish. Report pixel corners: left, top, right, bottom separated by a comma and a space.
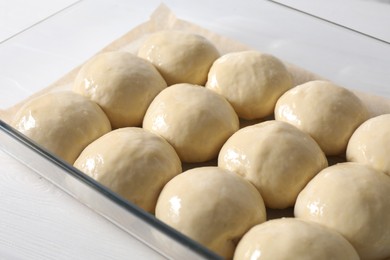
1, 0, 389, 259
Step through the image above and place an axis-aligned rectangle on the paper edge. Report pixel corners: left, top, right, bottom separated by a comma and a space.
1, 4, 389, 123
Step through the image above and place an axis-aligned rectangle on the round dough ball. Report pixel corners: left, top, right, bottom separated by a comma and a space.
143, 83, 239, 163
73, 51, 167, 128
138, 30, 220, 85
74, 127, 181, 213
206, 51, 292, 120
219, 120, 328, 209
234, 218, 359, 260
275, 80, 368, 156
155, 167, 266, 259
11, 91, 111, 164
295, 162, 390, 260
347, 114, 390, 176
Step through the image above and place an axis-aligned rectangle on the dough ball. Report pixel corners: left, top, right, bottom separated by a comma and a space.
138, 31, 220, 85
295, 162, 390, 260
155, 167, 266, 259
11, 91, 111, 164
347, 114, 390, 176
206, 51, 292, 120
74, 127, 181, 213
219, 120, 328, 209
275, 80, 368, 156
234, 218, 359, 260
143, 83, 239, 163
73, 51, 167, 128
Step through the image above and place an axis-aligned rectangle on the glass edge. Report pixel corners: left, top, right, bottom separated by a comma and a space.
266, 0, 390, 45
5, 2, 387, 258
0, 120, 223, 260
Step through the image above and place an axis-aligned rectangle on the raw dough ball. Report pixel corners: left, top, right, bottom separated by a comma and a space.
234, 218, 359, 260
155, 167, 266, 259
347, 114, 390, 176
219, 120, 328, 209
11, 91, 111, 164
275, 80, 368, 156
295, 162, 390, 260
206, 51, 292, 120
73, 51, 167, 128
138, 31, 220, 85
143, 83, 239, 163
74, 127, 181, 213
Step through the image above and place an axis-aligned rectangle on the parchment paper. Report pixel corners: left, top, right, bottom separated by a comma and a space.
1, 4, 390, 123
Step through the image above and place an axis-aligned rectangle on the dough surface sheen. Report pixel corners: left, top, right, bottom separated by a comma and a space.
347, 113, 390, 176
206, 51, 292, 120
275, 80, 368, 156
234, 218, 360, 260
295, 162, 390, 260
12, 91, 111, 164
138, 30, 220, 86
155, 166, 266, 259
143, 83, 239, 163
73, 51, 167, 128
219, 120, 328, 209
74, 127, 182, 213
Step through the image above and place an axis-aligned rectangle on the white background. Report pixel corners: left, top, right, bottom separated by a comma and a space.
1, 0, 390, 259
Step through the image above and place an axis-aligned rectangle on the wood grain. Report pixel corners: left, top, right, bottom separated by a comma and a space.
0, 150, 164, 260
2, 4, 388, 124
0, 4, 389, 259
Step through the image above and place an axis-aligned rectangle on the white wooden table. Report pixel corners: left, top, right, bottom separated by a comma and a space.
1, 0, 389, 259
